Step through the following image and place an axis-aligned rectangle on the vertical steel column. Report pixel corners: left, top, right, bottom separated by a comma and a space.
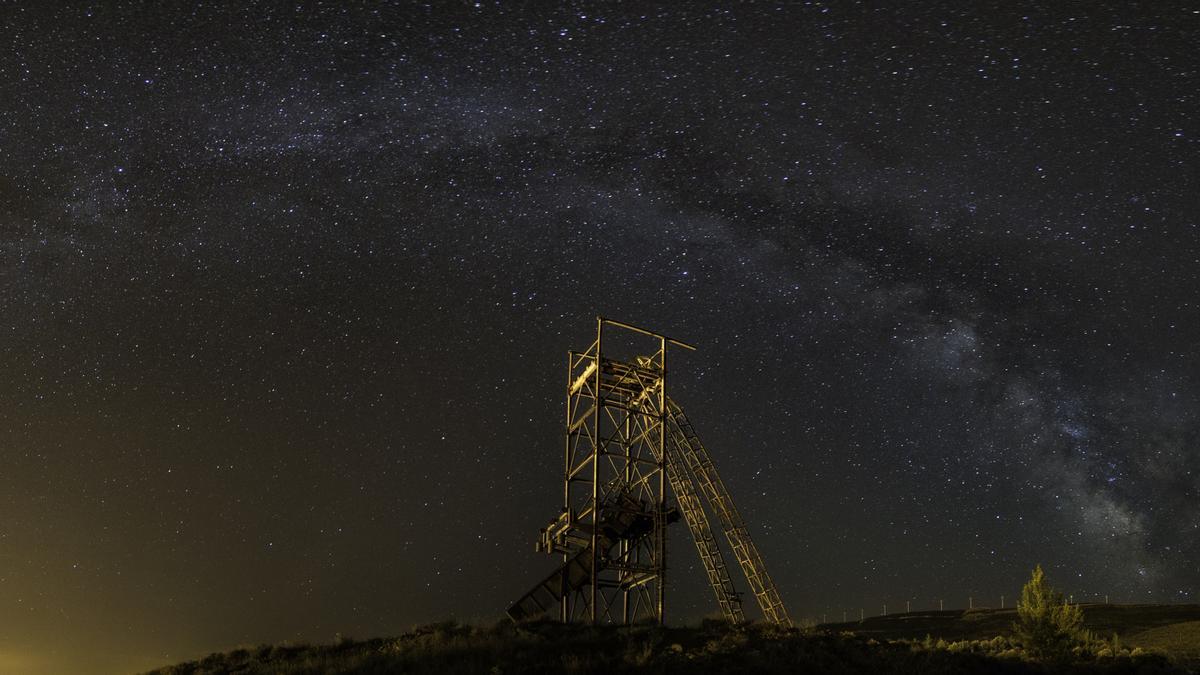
656, 336, 667, 623
561, 350, 571, 623
622, 406, 632, 624
589, 316, 602, 624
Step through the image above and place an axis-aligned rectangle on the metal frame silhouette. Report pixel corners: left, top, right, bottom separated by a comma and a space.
508, 317, 791, 627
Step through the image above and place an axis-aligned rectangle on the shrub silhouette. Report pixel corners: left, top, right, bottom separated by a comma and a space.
1013, 564, 1084, 659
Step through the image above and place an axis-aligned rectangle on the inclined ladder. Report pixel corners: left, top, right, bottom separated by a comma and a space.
663, 441, 745, 622
665, 397, 792, 627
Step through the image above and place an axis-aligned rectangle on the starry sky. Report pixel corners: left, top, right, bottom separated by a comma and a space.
2, 2, 1197, 673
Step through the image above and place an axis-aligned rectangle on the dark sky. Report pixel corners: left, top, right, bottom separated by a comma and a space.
2, 2, 1197, 672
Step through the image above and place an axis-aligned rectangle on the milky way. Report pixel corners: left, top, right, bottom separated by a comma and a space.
1, 3, 1197, 673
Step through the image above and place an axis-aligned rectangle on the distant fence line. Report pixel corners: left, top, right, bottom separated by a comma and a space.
808, 592, 1115, 625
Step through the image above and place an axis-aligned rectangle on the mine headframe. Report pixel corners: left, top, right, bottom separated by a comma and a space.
507, 317, 792, 627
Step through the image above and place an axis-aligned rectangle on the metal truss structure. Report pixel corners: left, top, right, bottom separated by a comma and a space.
507, 317, 791, 626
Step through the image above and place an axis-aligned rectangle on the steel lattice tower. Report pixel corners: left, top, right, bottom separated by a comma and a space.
554, 317, 685, 623
508, 317, 791, 627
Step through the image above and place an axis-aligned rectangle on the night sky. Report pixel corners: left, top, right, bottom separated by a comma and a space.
2, 2, 1198, 673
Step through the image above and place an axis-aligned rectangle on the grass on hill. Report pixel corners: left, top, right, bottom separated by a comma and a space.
1131, 621, 1200, 662
145, 607, 1200, 675
819, 603, 1200, 644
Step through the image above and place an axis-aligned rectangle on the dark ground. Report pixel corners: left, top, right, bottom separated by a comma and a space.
145, 604, 1200, 674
